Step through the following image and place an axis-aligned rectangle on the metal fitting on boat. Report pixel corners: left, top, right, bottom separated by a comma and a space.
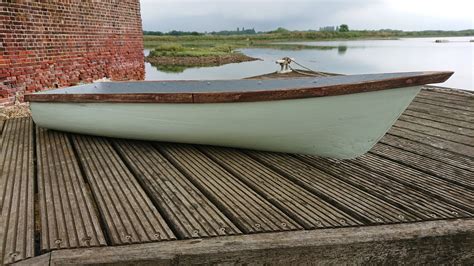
276, 57, 293, 74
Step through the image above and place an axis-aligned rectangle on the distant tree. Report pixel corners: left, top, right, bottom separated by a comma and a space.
165, 30, 203, 36
143, 31, 163, 35
339, 24, 349, 32
271, 27, 289, 33
246, 28, 256, 34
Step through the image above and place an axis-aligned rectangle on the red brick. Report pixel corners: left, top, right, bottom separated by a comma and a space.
0, 1, 144, 105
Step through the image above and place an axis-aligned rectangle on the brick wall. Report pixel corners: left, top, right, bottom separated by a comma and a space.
0, 0, 144, 105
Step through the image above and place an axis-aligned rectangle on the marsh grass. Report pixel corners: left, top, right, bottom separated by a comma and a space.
149, 43, 239, 57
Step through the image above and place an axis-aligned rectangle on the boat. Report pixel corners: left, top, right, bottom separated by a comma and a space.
25, 71, 453, 159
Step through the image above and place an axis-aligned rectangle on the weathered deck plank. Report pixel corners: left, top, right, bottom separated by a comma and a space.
399, 113, 474, 137
36, 128, 106, 251
419, 89, 473, 104
403, 109, 474, 130
371, 143, 473, 189
113, 139, 241, 239
407, 101, 473, 123
248, 151, 416, 224
158, 144, 302, 233
297, 155, 470, 220
418, 91, 473, 104
379, 133, 473, 171
394, 120, 473, 146
350, 153, 474, 212
0, 118, 35, 264
71, 135, 176, 244
413, 97, 473, 112
388, 127, 474, 158
201, 147, 362, 229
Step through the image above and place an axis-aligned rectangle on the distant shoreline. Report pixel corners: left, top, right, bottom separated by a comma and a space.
143, 30, 473, 54
144, 29, 474, 48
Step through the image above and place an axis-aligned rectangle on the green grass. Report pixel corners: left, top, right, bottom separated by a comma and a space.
148, 44, 237, 57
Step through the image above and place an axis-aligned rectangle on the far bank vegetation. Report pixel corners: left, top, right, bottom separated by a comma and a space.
145, 44, 259, 71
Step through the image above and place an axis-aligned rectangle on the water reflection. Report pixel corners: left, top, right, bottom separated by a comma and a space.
148, 64, 187, 73
337, 45, 348, 55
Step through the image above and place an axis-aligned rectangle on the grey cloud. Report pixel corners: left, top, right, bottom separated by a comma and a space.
140, 0, 473, 31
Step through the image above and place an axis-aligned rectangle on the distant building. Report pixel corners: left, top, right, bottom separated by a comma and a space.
212, 28, 256, 35
319, 26, 337, 32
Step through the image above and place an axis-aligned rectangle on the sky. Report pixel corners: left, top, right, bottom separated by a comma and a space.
140, 0, 474, 32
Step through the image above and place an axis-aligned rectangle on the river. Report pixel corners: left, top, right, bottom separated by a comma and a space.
144, 36, 474, 90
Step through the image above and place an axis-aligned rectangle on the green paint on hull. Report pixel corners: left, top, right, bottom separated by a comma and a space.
30, 86, 421, 158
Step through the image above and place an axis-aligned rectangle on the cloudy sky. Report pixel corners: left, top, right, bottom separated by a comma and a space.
140, 0, 473, 32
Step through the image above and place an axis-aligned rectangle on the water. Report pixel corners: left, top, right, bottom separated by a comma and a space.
145, 36, 474, 90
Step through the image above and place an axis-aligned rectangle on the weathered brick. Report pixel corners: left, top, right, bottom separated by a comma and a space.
0, 1, 144, 105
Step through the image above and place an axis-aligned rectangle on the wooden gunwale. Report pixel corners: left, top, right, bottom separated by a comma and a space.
24, 71, 453, 104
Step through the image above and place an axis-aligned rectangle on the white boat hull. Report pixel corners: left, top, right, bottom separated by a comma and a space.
30, 86, 421, 159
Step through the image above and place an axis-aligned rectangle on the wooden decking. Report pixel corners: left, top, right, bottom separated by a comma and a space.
1, 81, 473, 264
